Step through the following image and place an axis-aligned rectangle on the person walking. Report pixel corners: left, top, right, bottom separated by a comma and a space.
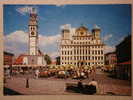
6, 68, 11, 79
35, 69, 40, 79
92, 66, 96, 80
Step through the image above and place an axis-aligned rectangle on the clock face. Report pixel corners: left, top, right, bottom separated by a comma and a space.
31, 31, 35, 35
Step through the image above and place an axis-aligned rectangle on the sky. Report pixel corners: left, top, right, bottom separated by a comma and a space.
4, 4, 131, 59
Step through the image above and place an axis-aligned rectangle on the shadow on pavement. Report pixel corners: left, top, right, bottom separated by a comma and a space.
4, 87, 23, 95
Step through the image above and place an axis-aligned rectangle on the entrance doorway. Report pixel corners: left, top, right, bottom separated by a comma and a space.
77, 61, 86, 67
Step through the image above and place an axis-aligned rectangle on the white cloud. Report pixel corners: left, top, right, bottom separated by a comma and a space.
5, 30, 28, 43
56, 4, 64, 7
16, 6, 37, 15
60, 24, 71, 30
103, 34, 113, 41
4, 30, 28, 56
39, 34, 61, 59
55, 0, 66, 7
39, 34, 61, 47
104, 45, 116, 54
4, 30, 61, 58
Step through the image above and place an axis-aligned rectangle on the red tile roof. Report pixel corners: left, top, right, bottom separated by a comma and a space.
13, 54, 26, 65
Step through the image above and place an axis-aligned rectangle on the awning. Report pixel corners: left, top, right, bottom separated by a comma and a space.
118, 61, 131, 65
4, 65, 9, 68
12, 65, 46, 67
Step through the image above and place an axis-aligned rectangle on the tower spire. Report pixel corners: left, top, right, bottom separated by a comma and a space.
31, 7, 37, 14
92, 24, 101, 39
94, 24, 100, 29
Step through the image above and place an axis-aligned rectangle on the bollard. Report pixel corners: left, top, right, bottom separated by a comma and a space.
26, 78, 29, 88
4, 77, 6, 84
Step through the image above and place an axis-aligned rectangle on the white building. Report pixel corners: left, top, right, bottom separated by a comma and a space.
60, 25, 105, 67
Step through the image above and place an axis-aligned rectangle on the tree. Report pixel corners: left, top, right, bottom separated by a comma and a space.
44, 54, 52, 65
56, 56, 60, 65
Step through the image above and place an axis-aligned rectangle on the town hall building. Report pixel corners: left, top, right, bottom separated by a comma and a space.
60, 24, 105, 67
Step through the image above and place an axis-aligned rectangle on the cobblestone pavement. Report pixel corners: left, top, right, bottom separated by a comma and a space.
4, 69, 131, 95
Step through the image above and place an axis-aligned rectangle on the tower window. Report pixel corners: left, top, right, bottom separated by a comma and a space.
80, 32, 84, 35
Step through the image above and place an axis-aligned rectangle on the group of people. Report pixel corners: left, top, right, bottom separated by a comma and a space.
4, 65, 97, 80
66, 79, 98, 94
37, 66, 96, 80
77, 79, 98, 94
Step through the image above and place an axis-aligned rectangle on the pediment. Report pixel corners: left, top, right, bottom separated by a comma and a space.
75, 26, 89, 36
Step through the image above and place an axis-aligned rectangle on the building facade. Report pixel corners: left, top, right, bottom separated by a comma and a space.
116, 35, 131, 63
114, 35, 131, 80
60, 25, 104, 67
4, 51, 14, 68
105, 52, 117, 67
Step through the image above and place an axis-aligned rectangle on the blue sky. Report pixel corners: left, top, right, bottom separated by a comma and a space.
4, 4, 131, 58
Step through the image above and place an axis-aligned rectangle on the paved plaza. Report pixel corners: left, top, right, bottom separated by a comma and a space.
4, 69, 131, 96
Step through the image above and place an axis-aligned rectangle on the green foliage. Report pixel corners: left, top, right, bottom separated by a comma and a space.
44, 54, 52, 65
56, 56, 60, 65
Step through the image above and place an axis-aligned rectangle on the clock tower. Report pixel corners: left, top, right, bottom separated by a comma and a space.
22, 8, 46, 66
29, 8, 38, 55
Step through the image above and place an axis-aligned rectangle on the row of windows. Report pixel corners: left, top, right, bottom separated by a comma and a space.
74, 47, 91, 49
73, 36, 93, 40
30, 27, 36, 31
73, 56, 90, 60
62, 56, 72, 60
91, 62, 104, 65
72, 41, 91, 45
61, 45, 103, 49
61, 62, 104, 65
74, 50, 103, 55
92, 50, 103, 55
72, 41, 101, 45
92, 56, 104, 60
62, 62, 73, 65
61, 56, 104, 60
74, 49, 90, 55
62, 46, 91, 49
62, 51, 72, 55
62, 50, 103, 55
91, 45, 102, 48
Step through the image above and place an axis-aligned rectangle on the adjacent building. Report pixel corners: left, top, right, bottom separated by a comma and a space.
105, 52, 117, 67
116, 35, 131, 63
4, 51, 14, 68
60, 24, 105, 67
115, 35, 131, 80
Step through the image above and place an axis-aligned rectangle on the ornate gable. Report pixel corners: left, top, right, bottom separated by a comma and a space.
75, 26, 89, 36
